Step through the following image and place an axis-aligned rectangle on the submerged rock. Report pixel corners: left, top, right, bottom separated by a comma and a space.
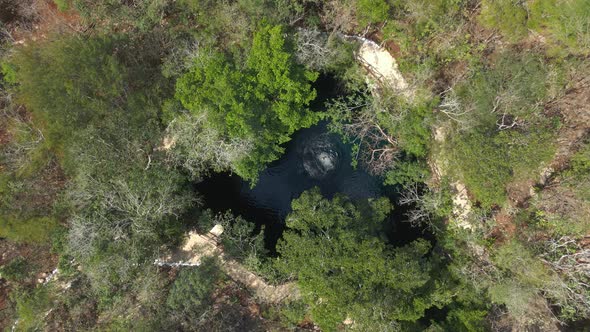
300, 134, 340, 179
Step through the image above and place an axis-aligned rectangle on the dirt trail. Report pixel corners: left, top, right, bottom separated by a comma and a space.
156, 231, 300, 304
537, 77, 590, 186
432, 124, 474, 230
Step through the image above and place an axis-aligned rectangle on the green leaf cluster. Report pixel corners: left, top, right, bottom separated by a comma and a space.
0, 216, 59, 244
479, 0, 590, 55
176, 24, 319, 182
166, 258, 223, 324
356, 0, 390, 26
5, 34, 166, 157
276, 188, 452, 330
479, 0, 528, 41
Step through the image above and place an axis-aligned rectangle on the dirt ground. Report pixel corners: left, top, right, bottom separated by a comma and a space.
0, 239, 58, 330
2, 0, 83, 47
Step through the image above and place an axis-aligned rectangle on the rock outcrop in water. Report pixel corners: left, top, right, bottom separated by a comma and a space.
300, 133, 340, 179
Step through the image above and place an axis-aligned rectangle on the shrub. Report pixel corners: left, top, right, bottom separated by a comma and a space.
450, 127, 554, 208
53, 0, 70, 11
384, 159, 430, 187
356, 0, 390, 26
565, 143, 590, 202
0, 257, 30, 282
7, 35, 125, 150
479, 0, 590, 54
479, 0, 528, 41
384, 98, 435, 158
437, 308, 489, 332
0, 216, 59, 243
12, 286, 54, 331
528, 0, 590, 55
448, 52, 556, 208
198, 210, 266, 264
487, 241, 566, 325
166, 257, 223, 326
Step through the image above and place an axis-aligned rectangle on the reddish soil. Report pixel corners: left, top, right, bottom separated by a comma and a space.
10, 0, 83, 44
548, 76, 590, 167
433, 60, 470, 94
0, 281, 13, 332
489, 66, 590, 242
506, 180, 535, 208
0, 124, 10, 146
0, 240, 58, 282
366, 29, 402, 57
491, 212, 517, 243
0, 239, 58, 330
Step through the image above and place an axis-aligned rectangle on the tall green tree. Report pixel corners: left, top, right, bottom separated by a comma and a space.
276, 188, 450, 330
175, 24, 319, 182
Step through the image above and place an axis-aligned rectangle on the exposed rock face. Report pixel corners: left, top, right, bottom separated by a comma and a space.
340, 34, 412, 99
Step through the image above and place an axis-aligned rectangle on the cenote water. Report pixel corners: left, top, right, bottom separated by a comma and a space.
196, 76, 429, 251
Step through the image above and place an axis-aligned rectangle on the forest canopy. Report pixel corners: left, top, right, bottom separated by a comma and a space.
0, 0, 589, 331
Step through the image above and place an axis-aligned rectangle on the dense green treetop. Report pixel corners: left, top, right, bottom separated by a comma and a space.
175, 24, 319, 182
4, 36, 124, 147
276, 188, 448, 330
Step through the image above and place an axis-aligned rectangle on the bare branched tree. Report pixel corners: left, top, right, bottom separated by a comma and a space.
164, 113, 254, 180
0, 91, 66, 215
0, 0, 40, 32
540, 236, 590, 318
294, 28, 335, 71
438, 88, 471, 127
490, 87, 533, 131
0, 104, 45, 172
398, 184, 449, 233
207, 211, 265, 261
328, 93, 400, 176
66, 132, 196, 262
349, 111, 398, 175
161, 40, 201, 78
321, 0, 356, 38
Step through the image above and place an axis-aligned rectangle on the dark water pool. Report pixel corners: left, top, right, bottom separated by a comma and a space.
195, 75, 431, 250
196, 121, 382, 248
195, 121, 431, 251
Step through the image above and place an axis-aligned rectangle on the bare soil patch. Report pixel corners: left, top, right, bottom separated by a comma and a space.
9, 0, 83, 44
